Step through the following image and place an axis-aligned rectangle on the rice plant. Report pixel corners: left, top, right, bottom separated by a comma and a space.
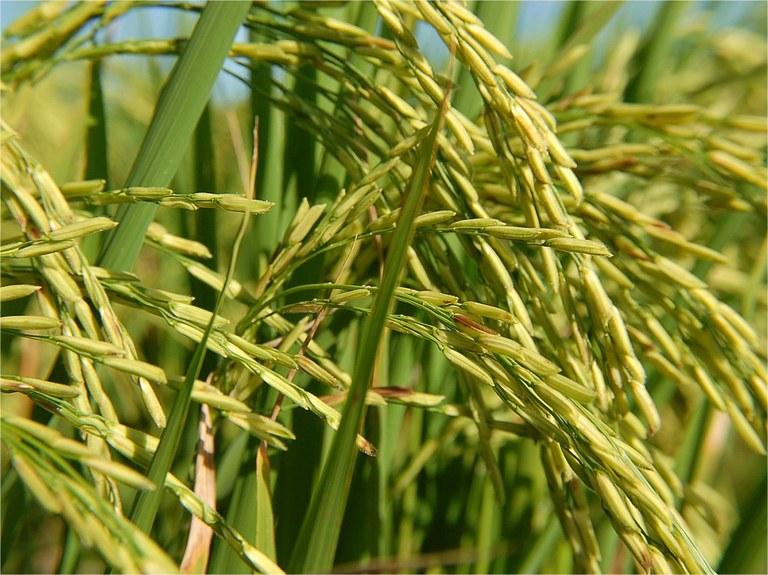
1, 1, 766, 573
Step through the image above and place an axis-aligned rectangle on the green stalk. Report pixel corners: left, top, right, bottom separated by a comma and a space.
273, 400, 325, 565
288, 97, 450, 574
673, 398, 710, 490
397, 409, 423, 569
98, 0, 250, 271
248, 25, 280, 270
555, 1, 588, 49
335, 420, 382, 566
625, 1, 687, 103
208, 434, 251, 573
557, 2, 596, 96
553, 1, 623, 60
188, 104, 219, 376
210, 439, 274, 573
84, 59, 108, 183
475, 478, 496, 574
254, 446, 277, 561
377, 335, 410, 559
537, 1, 623, 101
58, 528, 80, 574
718, 475, 767, 574
212, 438, 258, 574
129, 125, 266, 535
743, 237, 767, 320
517, 515, 562, 574
80, 56, 109, 274
0, 470, 25, 570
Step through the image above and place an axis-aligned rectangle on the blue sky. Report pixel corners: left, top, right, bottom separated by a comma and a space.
1, 1, 756, 103
2, 1, 755, 39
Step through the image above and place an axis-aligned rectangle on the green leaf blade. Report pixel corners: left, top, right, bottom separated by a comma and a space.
288, 95, 450, 574
99, 0, 251, 272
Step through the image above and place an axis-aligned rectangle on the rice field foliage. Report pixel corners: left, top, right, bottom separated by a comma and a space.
1, 1, 766, 573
